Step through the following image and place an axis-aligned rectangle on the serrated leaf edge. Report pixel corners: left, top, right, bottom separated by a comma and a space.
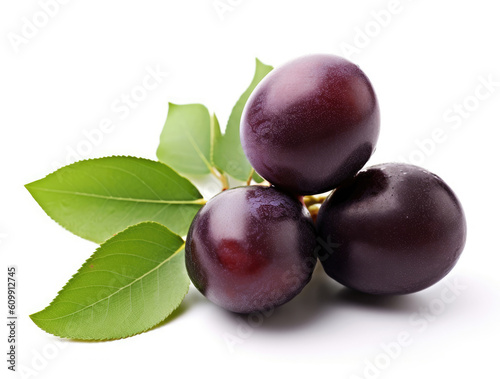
25, 156, 205, 243
29, 221, 190, 341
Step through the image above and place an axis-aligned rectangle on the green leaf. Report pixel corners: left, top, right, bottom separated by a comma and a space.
210, 113, 222, 169
252, 170, 264, 183
25, 156, 204, 243
214, 58, 273, 181
30, 222, 189, 340
157, 103, 214, 175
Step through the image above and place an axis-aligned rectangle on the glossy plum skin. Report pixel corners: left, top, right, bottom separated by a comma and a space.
185, 186, 317, 313
316, 163, 467, 295
241, 54, 380, 195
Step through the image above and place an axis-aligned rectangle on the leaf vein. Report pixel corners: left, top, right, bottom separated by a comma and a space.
33, 244, 185, 322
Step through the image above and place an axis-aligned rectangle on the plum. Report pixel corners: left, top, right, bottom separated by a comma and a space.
241, 54, 380, 195
316, 163, 467, 295
185, 186, 317, 313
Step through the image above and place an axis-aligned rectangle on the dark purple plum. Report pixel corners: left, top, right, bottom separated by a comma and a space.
185, 186, 317, 313
241, 54, 380, 195
316, 163, 467, 295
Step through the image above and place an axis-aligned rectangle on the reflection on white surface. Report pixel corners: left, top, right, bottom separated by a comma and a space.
3, 0, 499, 378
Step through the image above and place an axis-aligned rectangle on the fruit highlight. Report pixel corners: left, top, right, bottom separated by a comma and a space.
316, 163, 467, 295
241, 54, 380, 195
185, 186, 317, 313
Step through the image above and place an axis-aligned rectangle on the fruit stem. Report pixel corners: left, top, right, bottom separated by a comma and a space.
303, 194, 329, 207
246, 169, 255, 186
256, 180, 271, 187
211, 167, 230, 191
307, 204, 321, 222
221, 174, 230, 191
303, 194, 330, 222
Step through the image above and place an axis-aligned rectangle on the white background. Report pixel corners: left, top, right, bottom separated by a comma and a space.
1, 1, 499, 378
